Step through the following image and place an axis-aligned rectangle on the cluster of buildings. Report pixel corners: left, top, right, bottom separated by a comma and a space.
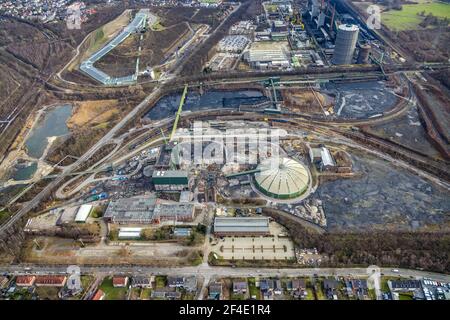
103, 195, 195, 225
89, 274, 197, 301
0, 0, 93, 23
24, 203, 94, 234
388, 279, 450, 300
217, 35, 250, 53
309, 145, 352, 174
236, 0, 375, 70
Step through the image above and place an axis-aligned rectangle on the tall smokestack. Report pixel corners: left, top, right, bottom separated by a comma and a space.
330, 4, 336, 31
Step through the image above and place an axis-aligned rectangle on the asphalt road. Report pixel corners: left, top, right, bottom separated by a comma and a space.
1, 264, 449, 282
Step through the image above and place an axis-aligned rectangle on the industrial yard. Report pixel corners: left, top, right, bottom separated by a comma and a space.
0, 0, 449, 306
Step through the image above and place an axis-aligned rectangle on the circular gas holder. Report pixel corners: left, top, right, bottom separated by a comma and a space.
253, 157, 312, 203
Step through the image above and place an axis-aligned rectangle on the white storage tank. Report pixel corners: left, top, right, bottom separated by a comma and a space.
332, 24, 359, 65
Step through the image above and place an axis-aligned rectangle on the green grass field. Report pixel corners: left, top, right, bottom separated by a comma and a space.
140, 288, 152, 299
382, 1, 450, 30
155, 275, 167, 289
399, 292, 414, 300
0, 210, 11, 224
247, 278, 261, 299
98, 277, 128, 300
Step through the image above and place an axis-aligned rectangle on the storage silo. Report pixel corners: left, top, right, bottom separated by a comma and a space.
332, 24, 359, 65
357, 43, 371, 64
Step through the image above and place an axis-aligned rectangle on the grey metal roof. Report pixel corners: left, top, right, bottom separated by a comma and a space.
154, 203, 194, 218
104, 195, 156, 222
214, 217, 270, 233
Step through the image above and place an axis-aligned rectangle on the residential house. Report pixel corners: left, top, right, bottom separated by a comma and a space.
233, 281, 248, 295
35, 275, 67, 287
15, 276, 36, 287
168, 276, 185, 288
291, 279, 307, 299
92, 289, 105, 300
167, 276, 197, 292
113, 276, 129, 288
273, 280, 283, 295
324, 279, 339, 300
209, 282, 223, 300
132, 276, 153, 288
346, 279, 368, 300
166, 291, 182, 300
260, 279, 275, 300
151, 290, 167, 299
0, 276, 8, 289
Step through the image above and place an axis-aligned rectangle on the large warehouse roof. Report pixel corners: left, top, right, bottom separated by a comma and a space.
254, 157, 310, 199
75, 204, 92, 222
214, 217, 270, 235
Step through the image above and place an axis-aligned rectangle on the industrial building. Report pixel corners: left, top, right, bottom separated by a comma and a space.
332, 24, 359, 65
74, 204, 92, 223
103, 195, 195, 224
80, 9, 150, 85
152, 170, 189, 191
217, 35, 249, 53
357, 43, 371, 64
153, 203, 195, 222
254, 157, 310, 200
118, 227, 142, 239
243, 41, 290, 69
103, 195, 157, 224
213, 217, 270, 236
309, 146, 336, 171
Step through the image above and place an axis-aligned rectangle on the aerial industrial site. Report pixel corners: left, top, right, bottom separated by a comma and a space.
0, 0, 449, 307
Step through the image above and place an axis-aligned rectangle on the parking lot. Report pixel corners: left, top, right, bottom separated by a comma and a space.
218, 236, 295, 260
211, 221, 296, 260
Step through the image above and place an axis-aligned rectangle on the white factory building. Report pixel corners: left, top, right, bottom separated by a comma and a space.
75, 204, 92, 223
243, 42, 290, 69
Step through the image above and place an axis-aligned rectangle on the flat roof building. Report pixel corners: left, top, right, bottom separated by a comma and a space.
75, 204, 92, 223
214, 217, 270, 236
104, 196, 157, 224
152, 170, 189, 191
243, 41, 290, 69
104, 196, 195, 224
118, 227, 142, 239
154, 203, 195, 222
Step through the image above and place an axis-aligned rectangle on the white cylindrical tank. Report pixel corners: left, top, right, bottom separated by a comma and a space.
332, 24, 359, 65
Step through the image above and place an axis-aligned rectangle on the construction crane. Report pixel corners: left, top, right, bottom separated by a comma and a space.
169, 84, 188, 141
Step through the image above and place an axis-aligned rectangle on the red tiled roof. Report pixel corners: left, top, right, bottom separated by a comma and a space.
15, 276, 36, 285
92, 289, 105, 300
113, 276, 128, 286
35, 275, 67, 285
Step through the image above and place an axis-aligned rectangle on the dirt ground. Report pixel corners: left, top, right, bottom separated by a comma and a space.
282, 89, 333, 115
68, 99, 119, 128
20, 236, 202, 266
